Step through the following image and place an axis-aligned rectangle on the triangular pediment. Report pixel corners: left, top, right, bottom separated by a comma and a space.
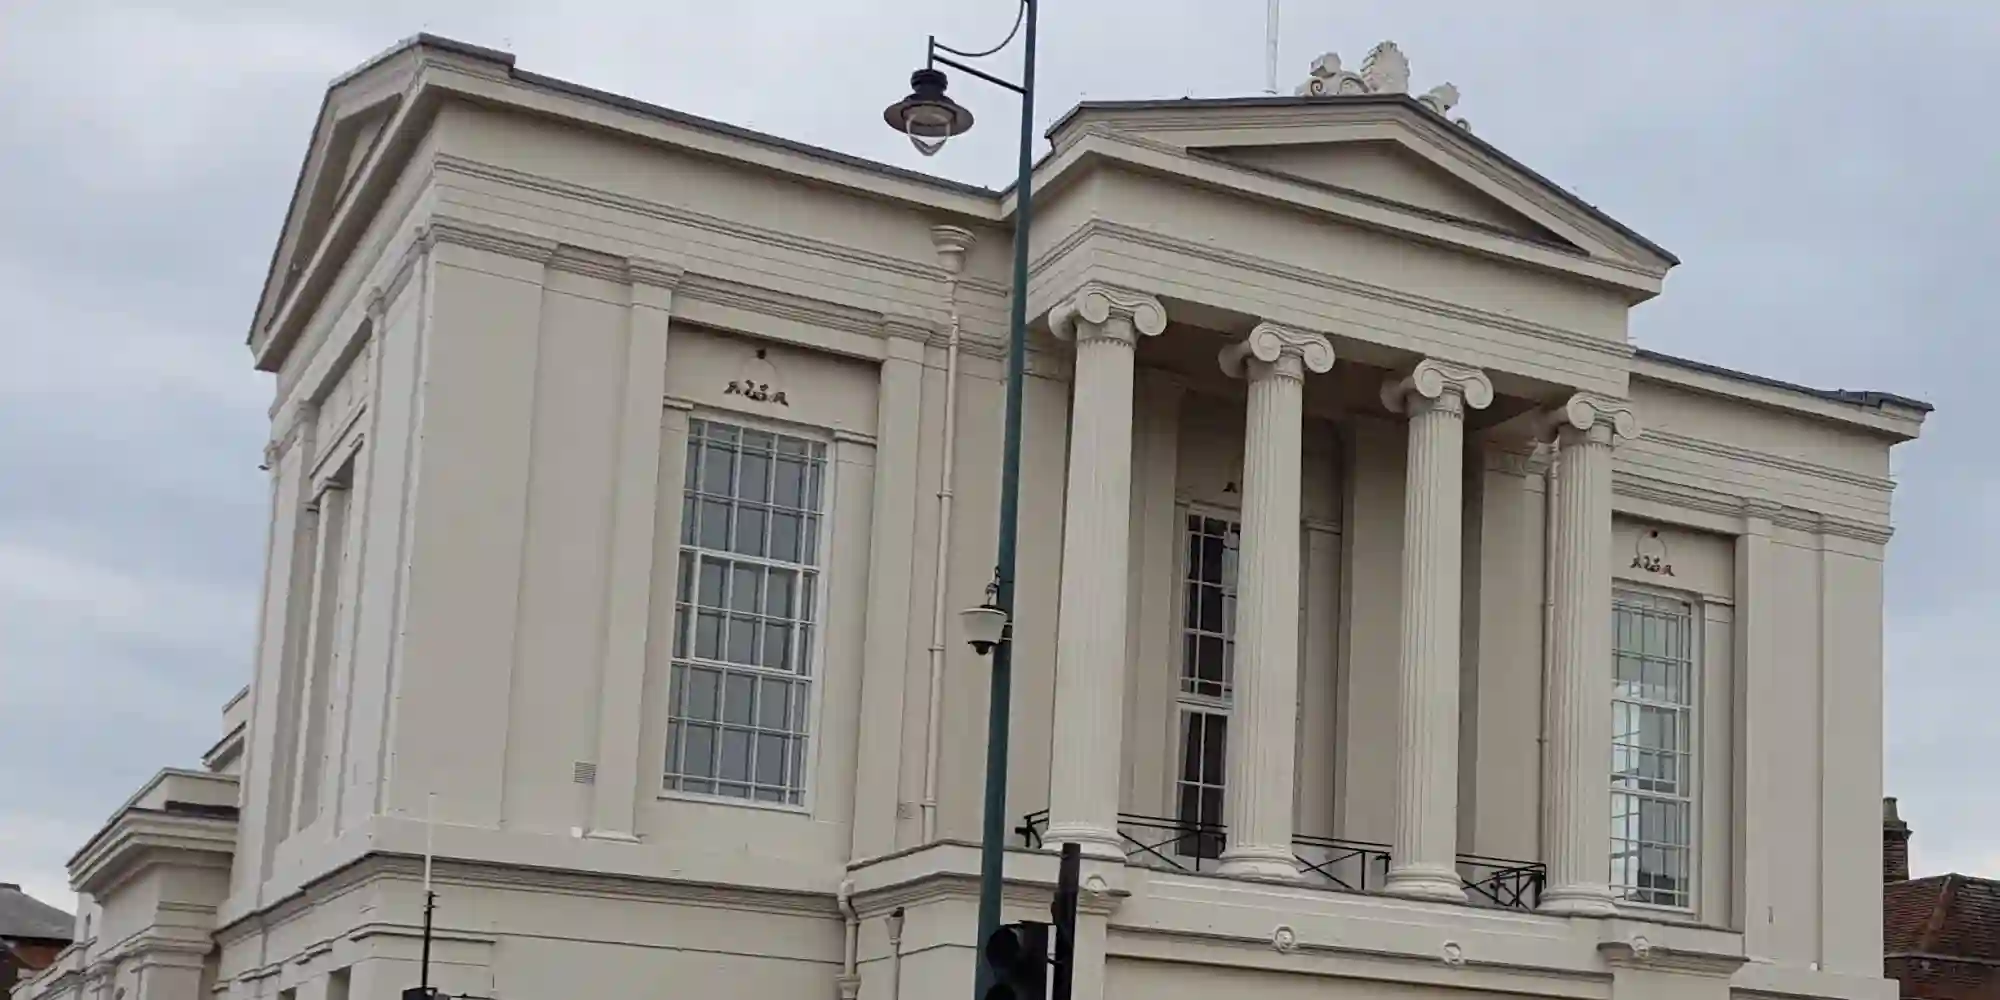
248, 40, 430, 364
1208, 139, 1570, 247
1046, 95, 1676, 278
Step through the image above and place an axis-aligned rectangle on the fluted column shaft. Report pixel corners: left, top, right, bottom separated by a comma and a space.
1217, 324, 1335, 879
1540, 394, 1638, 915
1381, 359, 1492, 901
1045, 284, 1165, 859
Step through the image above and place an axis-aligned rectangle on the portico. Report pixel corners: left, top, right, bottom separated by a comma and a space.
1034, 264, 1640, 909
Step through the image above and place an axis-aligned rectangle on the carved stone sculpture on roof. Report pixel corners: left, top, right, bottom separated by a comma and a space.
1293, 41, 1471, 131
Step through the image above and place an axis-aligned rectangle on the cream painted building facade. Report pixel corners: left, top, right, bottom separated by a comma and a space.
15, 34, 1930, 1000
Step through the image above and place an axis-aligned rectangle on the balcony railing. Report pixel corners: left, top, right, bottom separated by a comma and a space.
1017, 810, 1544, 911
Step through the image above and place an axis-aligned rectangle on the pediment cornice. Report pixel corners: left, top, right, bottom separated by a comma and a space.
1037, 129, 1663, 299
1045, 99, 1673, 283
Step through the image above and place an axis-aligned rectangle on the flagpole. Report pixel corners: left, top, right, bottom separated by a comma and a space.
1265, 0, 1280, 94
420, 792, 436, 994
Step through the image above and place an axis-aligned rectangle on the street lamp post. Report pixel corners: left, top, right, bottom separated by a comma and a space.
884, 4, 1038, 997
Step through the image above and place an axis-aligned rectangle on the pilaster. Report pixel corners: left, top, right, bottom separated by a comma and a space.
851, 330, 928, 857
1044, 283, 1166, 859
588, 258, 682, 841
1379, 358, 1492, 901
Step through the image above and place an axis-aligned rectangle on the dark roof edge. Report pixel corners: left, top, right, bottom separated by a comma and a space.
331, 33, 515, 90
1049, 94, 1678, 267
1635, 348, 1934, 415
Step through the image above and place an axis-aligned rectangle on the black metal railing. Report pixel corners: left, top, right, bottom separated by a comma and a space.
1018, 810, 1544, 911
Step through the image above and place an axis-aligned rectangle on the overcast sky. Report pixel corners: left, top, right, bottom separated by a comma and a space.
2, 1, 1994, 912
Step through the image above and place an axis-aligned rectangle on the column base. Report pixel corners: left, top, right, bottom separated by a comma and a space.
1218, 844, 1300, 880
1382, 862, 1466, 902
1041, 822, 1129, 862
1539, 883, 1618, 916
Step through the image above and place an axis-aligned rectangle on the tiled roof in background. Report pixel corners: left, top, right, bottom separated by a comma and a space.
1886, 874, 2000, 1000
0, 885, 70, 943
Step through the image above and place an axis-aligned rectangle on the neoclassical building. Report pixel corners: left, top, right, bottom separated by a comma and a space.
16, 34, 1929, 1000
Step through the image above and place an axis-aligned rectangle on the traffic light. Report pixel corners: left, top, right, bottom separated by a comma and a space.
983, 920, 1049, 1000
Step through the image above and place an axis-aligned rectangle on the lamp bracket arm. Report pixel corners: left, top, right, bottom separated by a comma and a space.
929, 49, 1025, 95
933, 0, 1028, 60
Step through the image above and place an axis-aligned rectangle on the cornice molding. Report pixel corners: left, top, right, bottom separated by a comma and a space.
425, 216, 557, 263
1033, 218, 1633, 364
70, 809, 237, 897
625, 255, 684, 290
346, 920, 499, 947
675, 270, 888, 339
850, 866, 1124, 920
1638, 428, 1896, 494
25, 968, 81, 995
1049, 103, 1669, 278
417, 214, 1054, 369
1610, 473, 1895, 545
549, 243, 630, 283
1050, 129, 1662, 295
84, 927, 216, 974
880, 314, 935, 343
1597, 939, 1746, 978
433, 154, 955, 288
1613, 475, 1744, 523
218, 851, 847, 981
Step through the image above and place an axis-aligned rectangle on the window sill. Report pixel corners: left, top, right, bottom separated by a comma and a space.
658, 789, 811, 816
1613, 900, 1708, 926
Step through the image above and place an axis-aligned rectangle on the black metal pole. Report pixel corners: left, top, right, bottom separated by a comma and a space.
974, 1, 1037, 996
1051, 842, 1080, 1000
419, 889, 435, 992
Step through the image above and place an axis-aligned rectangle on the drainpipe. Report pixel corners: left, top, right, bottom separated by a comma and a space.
921, 225, 975, 843
887, 906, 907, 1000
1537, 442, 1558, 859
836, 879, 860, 1000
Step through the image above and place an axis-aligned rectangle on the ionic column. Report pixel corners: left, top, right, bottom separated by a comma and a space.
1538, 392, 1638, 915
1216, 323, 1336, 879
1044, 283, 1166, 859
1380, 359, 1493, 901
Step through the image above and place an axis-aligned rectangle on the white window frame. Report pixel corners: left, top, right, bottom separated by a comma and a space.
1609, 584, 1702, 914
661, 412, 834, 813
1169, 506, 1240, 861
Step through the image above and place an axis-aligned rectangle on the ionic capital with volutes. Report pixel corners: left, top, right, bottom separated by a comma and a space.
1540, 391, 1640, 446
1381, 358, 1495, 417
1219, 322, 1336, 382
1048, 282, 1167, 346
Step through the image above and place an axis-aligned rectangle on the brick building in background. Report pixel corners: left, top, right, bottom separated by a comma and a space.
1884, 798, 2000, 1000
0, 884, 72, 995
